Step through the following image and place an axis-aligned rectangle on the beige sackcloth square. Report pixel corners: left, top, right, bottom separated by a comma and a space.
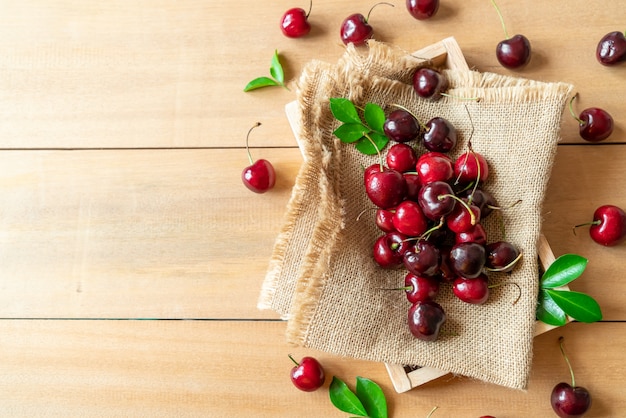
259, 41, 573, 390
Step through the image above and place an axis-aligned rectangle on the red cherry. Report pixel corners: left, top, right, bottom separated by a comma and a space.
340, 2, 393, 46
551, 337, 592, 418
416, 152, 454, 185
491, 0, 531, 69
455, 223, 488, 246
241, 123, 276, 194
406, 0, 439, 20
386, 143, 418, 173
404, 272, 440, 303
373, 231, 410, 268
289, 355, 325, 392
365, 167, 407, 209
392, 200, 429, 237
596, 30, 626, 66
407, 299, 446, 341
446, 201, 480, 234
453, 274, 489, 304
280, 1, 312, 38
454, 150, 489, 185
375, 208, 396, 233
575, 204, 626, 246
568, 94, 613, 142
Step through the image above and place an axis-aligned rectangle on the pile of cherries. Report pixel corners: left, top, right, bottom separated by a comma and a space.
366, 68, 522, 342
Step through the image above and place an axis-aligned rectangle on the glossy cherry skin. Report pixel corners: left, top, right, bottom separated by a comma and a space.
463, 188, 497, 219
496, 34, 531, 69
453, 274, 489, 305
577, 107, 614, 142
406, 0, 439, 20
383, 109, 421, 143
393, 200, 429, 237
280, 8, 311, 38
449, 242, 486, 279
373, 231, 411, 268
365, 168, 407, 209
404, 272, 440, 303
289, 355, 325, 392
407, 299, 446, 341
454, 151, 489, 185
376, 208, 396, 233
455, 223, 487, 246
416, 152, 454, 185
423, 117, 457, 153
386, 143, 418, 173
486, 241, 520, 272
551, 382, 591, 418
589, 205, 626, 246
403, 240, 441, 277
418, 181, 456, 221
340, 13, 372, 46
446, 202, 480, 234
242, 159, 276, 193
596, 30, 626, 66
412, 67, 448, 100
404, 173, 421, 201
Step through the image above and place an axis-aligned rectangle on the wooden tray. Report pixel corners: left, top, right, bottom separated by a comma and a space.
284, 36, 569, 393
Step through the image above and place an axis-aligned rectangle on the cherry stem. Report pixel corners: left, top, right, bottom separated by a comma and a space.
418, 217, 445, 241
572, 220, 601, 236
439, 92, 482, 102
380, 286, 412, 292
488, 281, 522, 305
485, 251, 524, 273
356, 207, 381, 222
426, 406, 439, 418
439, 194, 476, 225
559, 336, 577, 387
364, 133, 384, 171
288, 354, 300, 367
490, 0, 510, 40
366, 2, 394, 23
305, 0, 313, 18
245, 122, 262, 165
568, 93, 584, 124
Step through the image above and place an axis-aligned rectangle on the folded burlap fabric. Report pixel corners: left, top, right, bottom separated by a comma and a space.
259, 41, 573, 390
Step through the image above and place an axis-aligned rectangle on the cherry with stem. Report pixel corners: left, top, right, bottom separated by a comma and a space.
241, 122, 276, 194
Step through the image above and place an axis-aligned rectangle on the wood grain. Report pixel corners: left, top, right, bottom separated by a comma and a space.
0, 0, 624, 416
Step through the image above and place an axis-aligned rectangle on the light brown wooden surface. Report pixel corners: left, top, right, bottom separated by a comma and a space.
0, 0, 624, 416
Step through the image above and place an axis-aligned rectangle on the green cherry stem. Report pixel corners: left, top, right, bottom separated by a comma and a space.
438, 194, 477, 225
488, 281, 522, 305
568, 93, 585, 125
364, 132, 385, 171
572, 220, 601, 236
245, 122, 262, 165
288, 354, 300, 367
366, 2, 394, 23
484, 251, 524, 273
490, 0, 510, 40
559, 336, 577, 388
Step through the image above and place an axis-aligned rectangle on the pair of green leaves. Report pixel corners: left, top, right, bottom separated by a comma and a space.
243, 50, 288, 92
536, 254, 602, 326
329, 376, 387, 418
329, 98, 389, 155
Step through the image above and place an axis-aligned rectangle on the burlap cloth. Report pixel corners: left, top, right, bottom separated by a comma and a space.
258, 41, 573, 390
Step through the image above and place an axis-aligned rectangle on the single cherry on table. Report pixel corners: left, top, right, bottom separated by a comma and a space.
289, 354, 325, 392
551, 337, 592, 418
568, 94, 613, 142
241, 122, 276, 194
280, 0, 312, 38
490, 0, 531, 69
406, 0, 439, 20
574, 204, 626, 247
596, 30, 626, 66
340, 2, 394, 46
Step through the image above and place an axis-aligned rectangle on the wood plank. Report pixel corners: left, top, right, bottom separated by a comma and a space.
0, 145, 625, 320
0, 319, 623, 417
0, 0, 624, 149
0, 148, 301, 319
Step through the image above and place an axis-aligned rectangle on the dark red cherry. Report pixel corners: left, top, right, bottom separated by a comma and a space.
418, 181, 456, 221
403, 173, 421, 201
403, 240, 441, 277
551, 337, 592, 418
455, 223, 487, 246
407, 300, 446, 341
423, 117, 457, 153
406, 0, 439, 20
449, 242, 486, 279
485, 241, 521, 272
568, 94, 614, 142
383, 109, 421, 143
280, 1, 312, 38
463, 188, 497, 219
596, 30, 626, 66
412, 67, 448, 100
496, 34, 531, 69
340, 3, 393, 46
241, 123, 276, 194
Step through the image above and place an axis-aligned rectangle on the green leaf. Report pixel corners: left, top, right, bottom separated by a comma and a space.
545, 289, 602, 323
329, 98, 362, 124
363, 103, 386, 133
333, 123, 369, 143
356, 132, 389, 155
269, 50, 284, 84
536, 289, 568, 326
329, 376, 368, 417
243, 76, 280, 92
356, 377, 387, 418
541, 254, 588, 289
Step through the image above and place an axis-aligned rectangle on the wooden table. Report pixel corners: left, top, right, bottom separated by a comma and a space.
0, 1, 624, 416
